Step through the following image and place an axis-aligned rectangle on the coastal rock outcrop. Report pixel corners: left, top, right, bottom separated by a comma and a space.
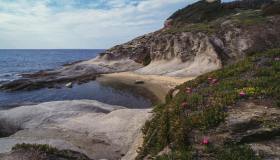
0, 100, 152, 160
1, 0, 280, 91
100, 15, 280, 77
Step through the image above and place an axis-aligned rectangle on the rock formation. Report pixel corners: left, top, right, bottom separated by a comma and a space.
0, 100, 152, 160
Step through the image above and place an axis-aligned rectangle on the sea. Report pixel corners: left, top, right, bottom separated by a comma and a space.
0, 49, 153, 109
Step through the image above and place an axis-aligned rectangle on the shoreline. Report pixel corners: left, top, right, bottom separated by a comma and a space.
97, 72, 195, 103
0, 73, 195, 159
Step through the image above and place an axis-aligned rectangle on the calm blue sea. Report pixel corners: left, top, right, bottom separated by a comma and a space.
0, 49, 103, 82
0, 49, 153, 109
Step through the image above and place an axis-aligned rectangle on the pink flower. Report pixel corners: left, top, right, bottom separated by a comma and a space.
211, 79, 219, 84
274, 57, 280, 61
202, 137, 209, 145
185, 87, 192, 94
208, 77, 213, 81
181, 102, 188, 108
239, 91, 246, 97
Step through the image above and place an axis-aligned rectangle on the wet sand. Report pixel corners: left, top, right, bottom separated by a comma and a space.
97, 72, 195, 103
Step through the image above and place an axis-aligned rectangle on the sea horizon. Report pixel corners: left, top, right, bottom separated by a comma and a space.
0, 48, 105, 50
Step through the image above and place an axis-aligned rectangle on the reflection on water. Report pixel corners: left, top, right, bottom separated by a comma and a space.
0, 80, 158, 110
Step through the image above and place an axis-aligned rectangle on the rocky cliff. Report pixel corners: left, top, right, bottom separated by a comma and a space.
99, 0, 280, 77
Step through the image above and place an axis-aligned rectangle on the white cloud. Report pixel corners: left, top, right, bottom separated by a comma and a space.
0, 0, 191, 49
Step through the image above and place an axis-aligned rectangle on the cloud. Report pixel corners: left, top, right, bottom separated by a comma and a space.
0, 0, 192, 49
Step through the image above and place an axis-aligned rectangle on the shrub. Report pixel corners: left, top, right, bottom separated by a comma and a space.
12, 143, 58, 154
217, 145, 261, 160
12, 143, 90, 160
262, 2, 280, 15
143, 54, 151, 66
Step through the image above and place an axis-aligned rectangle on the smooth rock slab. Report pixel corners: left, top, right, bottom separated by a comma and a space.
0, 100, 152, 160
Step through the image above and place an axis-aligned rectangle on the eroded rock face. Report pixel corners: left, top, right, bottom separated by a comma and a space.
99, 15, 280, 77
0, 100, 152, 160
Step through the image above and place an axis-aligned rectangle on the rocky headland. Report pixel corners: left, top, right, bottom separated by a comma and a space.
1, 0, 280, 92
0, 0, 280, 160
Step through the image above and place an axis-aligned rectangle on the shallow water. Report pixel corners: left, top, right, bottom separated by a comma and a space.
0, 49, 155, 109
0, 81, 155, 109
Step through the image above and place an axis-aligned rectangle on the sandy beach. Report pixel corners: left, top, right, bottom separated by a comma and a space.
97, 72, 195, 103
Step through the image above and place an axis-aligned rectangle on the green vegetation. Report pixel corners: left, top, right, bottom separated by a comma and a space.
12, 143, 59, 153
231, 10, 266, 25
165, 9, 269, 34
167, 0, 274, 26
164, 0, 280, 34
12, 143, 90, 160
262, 1, 280, 15
165, 23, 215, 34
168, 0, 226, 24
216, 145, 261, 160
143, 54, 152, 66
136, 49, 280, 159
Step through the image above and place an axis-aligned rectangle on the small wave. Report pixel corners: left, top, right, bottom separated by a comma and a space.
0, 79, 9, 84
0, 73, 13, 78
0, 73, 20, 83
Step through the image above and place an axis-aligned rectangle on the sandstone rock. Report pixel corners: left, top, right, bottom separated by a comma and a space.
0, 100, 152, 160
157, 146, 172, 156
172, 89, 180, 98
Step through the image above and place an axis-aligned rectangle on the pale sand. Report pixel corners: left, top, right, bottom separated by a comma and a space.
97, 72, 195, 102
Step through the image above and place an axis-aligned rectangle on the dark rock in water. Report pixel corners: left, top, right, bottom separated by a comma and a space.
0, 70, 96, 91
135, 80, 144, 84
62, 60, 84, 67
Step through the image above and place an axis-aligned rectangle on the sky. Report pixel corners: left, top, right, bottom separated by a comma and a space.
0, 0, 230, 49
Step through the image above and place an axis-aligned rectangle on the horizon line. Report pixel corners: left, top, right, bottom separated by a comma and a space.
0, 48, 106, 50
